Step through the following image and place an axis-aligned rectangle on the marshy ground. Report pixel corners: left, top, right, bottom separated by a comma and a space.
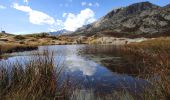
0, 32, 170, 100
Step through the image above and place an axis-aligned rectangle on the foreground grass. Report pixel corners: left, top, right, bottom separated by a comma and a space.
0, 50, 72, 100
120, 37, 170, 99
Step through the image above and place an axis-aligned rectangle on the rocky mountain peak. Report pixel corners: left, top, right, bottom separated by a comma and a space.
124, 2, 159, 14
74, 2, 170, 37
164, 4, 170, 8
105, 2, 159, 18
49, 29, 72, 36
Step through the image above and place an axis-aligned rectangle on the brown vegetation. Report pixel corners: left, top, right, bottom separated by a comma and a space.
82, 37, 170, 99
121, 37, 170, 98
0, 50, 72, 100
0, 31, 170, 99
0, 44, 38, 56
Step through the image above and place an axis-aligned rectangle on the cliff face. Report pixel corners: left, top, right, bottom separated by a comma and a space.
74, 2, 170, 37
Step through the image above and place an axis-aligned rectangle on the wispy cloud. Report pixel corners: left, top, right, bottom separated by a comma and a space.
49, 19, 64, 31
62, 13, 67, 17
0, 5, 6, 9
88, 3, 93, 6
81, 2, 100, 7
12, 3, 55, 25
68, 0, 73, 2
95, 2, 100, 7
59, 3, 70, 7
24, 0, 29, 5
81, 2, 86, 6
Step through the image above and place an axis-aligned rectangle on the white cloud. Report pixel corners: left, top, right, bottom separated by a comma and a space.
81, 2, 99, 7
88, 3, 93, 6
62, 13, 67, 17
12, 3, 55, 25
63, 8, 96, 31
55, 19, 64, 26
81, 2, 86, 6
29, 11, 55, 25
65, 55, 97, 76
24, 0, 29, 5
95, 2, 100, 7
87, 18, 96, 23
49, 19, 64, 32
59, 3, 70, 7
0, 5, 6, 9
12, 3, 96, 32
13, 3, 32, 12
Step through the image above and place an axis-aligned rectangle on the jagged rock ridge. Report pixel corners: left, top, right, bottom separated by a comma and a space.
74, 2, 170, 37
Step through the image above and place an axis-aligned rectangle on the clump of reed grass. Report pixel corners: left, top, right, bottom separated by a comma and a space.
0, 50, 72, 100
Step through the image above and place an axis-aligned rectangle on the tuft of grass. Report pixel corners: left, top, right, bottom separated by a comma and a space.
0, 50, 73, 100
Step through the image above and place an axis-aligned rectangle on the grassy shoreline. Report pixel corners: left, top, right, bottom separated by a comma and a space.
0, 43, 38, 58
122, 39, 170, 99
0, 35, 170, 99
81, 37, 170, 99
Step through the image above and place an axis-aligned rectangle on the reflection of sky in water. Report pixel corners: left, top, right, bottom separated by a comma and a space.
65, 55, 97, 76
62, 45, 97, 76
39, 45, 97, 76
0, 45, 149, 93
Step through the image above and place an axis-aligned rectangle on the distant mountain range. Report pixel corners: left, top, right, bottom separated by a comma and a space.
49, 29, 72, 36
73, 2, 170, 37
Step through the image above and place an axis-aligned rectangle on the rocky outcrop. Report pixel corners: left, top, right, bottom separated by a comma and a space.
74, 2, 170, 37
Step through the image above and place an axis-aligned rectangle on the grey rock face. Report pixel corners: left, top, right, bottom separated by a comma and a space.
74, 2, 170, 36
49, 29, 72, 36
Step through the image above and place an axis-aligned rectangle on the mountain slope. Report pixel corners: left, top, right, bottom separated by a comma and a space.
74, 2, 170, 37
49, 29, 72, 36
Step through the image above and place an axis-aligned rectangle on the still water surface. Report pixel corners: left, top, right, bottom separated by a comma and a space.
0, 45, 148, 93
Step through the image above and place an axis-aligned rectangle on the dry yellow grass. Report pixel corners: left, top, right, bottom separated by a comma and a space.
121, 37, 170, 98
0, 43, 38, 56
126, 37, 170, 52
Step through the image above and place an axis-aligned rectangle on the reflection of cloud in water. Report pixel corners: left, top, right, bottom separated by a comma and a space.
54, 45, 97, 76
65, 55, 97, 76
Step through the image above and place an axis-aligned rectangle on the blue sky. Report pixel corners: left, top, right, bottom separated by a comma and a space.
0, 0, 170, 34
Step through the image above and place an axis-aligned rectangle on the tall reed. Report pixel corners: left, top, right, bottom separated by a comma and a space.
0, 50, 72, 100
